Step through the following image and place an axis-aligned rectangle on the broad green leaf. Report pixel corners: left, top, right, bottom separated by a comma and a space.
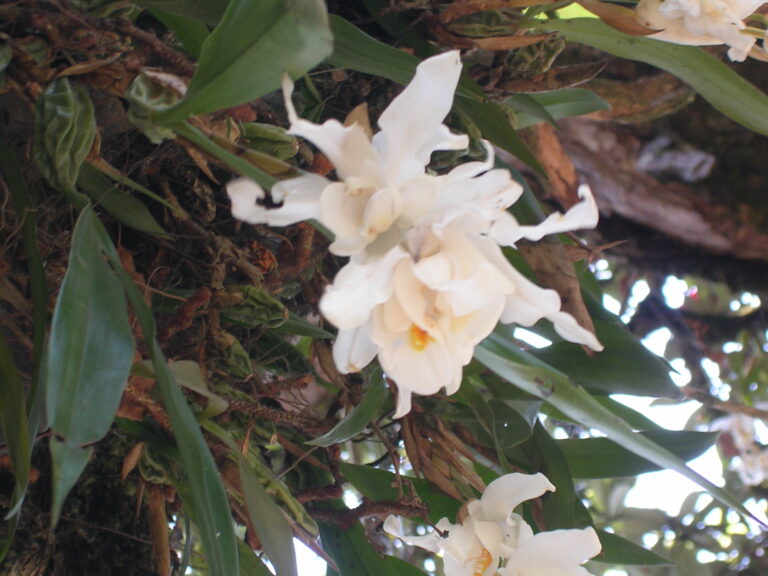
77, 164, 169, 238
138, 0, 228, 25
475, 332, 761, 523
320, 521, 428, 576
595, 530, 672, 566
49, 438, 93, 526
340, 463, 460, 524
149, 7, 210, 58
239, 456, 298, 576
521, 422, 586, 530
33, 77, 96, 193
309, 369, 389, 446
455, 380, 534, 462
559, 430, 719, 478
89, 214, 239, 576
156, 0, 332, 122
508, 88, 610, 129
45, 209, 134, 446
0, 335, 31, 519
529, 18, 768, 136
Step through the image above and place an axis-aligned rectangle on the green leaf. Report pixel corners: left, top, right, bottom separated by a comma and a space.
237, 538, 274, 576
88, 213, 239, 576
157, 0, 332, 122
149, 7, 210, 58
308, 369, 389, 446
340, 463, 460, 524
138, 0, 228, 25
456, 98, 545, 175
329, 15, 483, 101
49, 438, 93, 526
508, 88, 610, 129
45, 209, 135, 446
320, 521, 428, 576
272, 313, 334, 339
595, 530, 672, 566
33, 78, 96, 193
0, 335, 31, 519
77, 164, 169, 238
530, 298, 680, 398
239, 456, 298, 576
475, 332, 761, 524
559, 430, 719, 478
529, 18, 768, 136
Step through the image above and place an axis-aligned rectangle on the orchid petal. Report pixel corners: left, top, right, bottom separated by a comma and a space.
375, 51, 468, 185
227, 174, 326, 226
479, 473, 556, 523
383, 516, 444, 554
332, 325, 377, 374
494, 185, 598, 246
548, 311, 604, 352
281, 75, 383, 183
320, 246, 408, 329
500, 528, 601, 576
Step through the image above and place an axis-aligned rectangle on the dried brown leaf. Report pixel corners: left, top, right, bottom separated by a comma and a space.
121, 442, 145, 480
578, 0, 661, 36
471, 33, 555, 50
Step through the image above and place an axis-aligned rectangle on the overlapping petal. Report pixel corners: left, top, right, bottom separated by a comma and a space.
636, 0, 764, 61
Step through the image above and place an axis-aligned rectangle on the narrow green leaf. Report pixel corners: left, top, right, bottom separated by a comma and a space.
508, 88, 610, 129
475, 332, 762, 524
320, 521, 428, 576
157, 0, 332, 122
220, 285, 288, 329
49, 438, 92, 526
0, 335, 31, 519
456, 98, 545, 175
529, 18, 768, 136
559, 430, 719, 478
309, 369, 388, 447
150, 7, 210, 58
237, 538, 274, 576
329, 15, 484, 101
77, 164, 169, 238
239, 456, 298, 576
340, 463, 460, 524
89, 214, 239, 576
46, 208, 135, 445
595, 530, 672, 566
272, 313, 334, 339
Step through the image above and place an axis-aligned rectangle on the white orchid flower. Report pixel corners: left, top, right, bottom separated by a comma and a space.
323, 211, 602, 417
385, 473, 601, 576
226, 50, 469, 258
635, 0, 764, 61
499, 527, 602, 576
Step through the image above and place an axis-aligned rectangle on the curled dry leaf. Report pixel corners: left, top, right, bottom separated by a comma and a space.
578, 0, 661, 36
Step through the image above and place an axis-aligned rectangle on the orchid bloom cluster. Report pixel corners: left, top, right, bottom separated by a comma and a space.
384, 472, 602, 576
713, 413, 768, 486
636, 0, 765, 61
227, 51, 602, 417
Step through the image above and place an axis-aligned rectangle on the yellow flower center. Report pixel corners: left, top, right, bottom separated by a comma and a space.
408, 324, 432, 351
472, 547, 493, 576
